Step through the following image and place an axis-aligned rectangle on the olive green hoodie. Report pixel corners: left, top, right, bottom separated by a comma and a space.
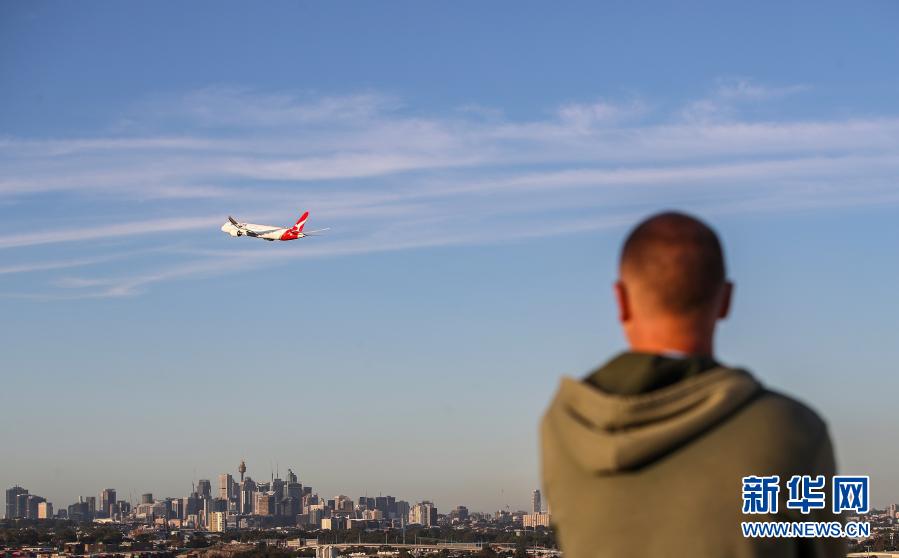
541, 353, 844, 558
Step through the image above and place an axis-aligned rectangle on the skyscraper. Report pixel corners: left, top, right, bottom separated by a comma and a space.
116, 500, 131, 517
24, 495, 45, 519
375, 496, 388, 515
15, 494, 30, 519
209, 511, 227, 532
396, 500, 410, 523
285, 476, 302, 518
37, 501, 53, 519
254, 492, 273, 516
68, 500, 91, 521
211, 498, 228, 512
182, 493, 202, 519
98, 489, 116, 518
5, 486, 28, 519
196, 479, 212, 499
532, 489, 542, 514
272, 478, 286, 508
170, 498, 183, 519
410, 501, 437, 527
219, 474, 234, 501
240, 477, 256, 515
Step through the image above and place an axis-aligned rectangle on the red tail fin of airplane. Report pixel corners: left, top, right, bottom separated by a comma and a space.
292, 211, 309, 232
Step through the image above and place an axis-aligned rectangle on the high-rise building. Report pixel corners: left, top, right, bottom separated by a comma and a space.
321, 516, 347, 530
238, 460, 247, 483
84, 496, 96, 515
239, 477, 256, 514
283, 496, 301, 518
375, 496, 388, 515
135, 502, 152, 519
16, 494, 30, 519
68, 500, 91, 521
141, 493, 154, 505
254, 493, 274, 516
197, 479, 212, 499
182, 494, 202, 519
37, 501, 53, 520
523, 512, 551, 528
116, 500, 131, 517
24, 495, 45, 519
362, 509, 383, 520
284, 480, 302, 517
271, 478, 285, 504
395, 500, 410, 523
453, 505, 469, 522
5, 486, 28, 519
334, 495, 353, 512
98, 489, 116, 517
149, 501, 169, 520
304, 507, 323, 528
286, 482, 302, 501
219, 474, 234, 501
409, 501, 437, 527
531, 489, 542, 514
211, 498, 228, 513
358, 496, 373, 509
209, 511, 227, 532
170, 498, 183, 519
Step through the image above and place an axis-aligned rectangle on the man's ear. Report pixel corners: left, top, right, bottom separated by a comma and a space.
718, 281, 733, 320
614, 281, 631, 323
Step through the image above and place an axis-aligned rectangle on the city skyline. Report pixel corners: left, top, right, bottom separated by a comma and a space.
3, 460, 540, 520
5, 459, 546, 531
2, 1, 899, 513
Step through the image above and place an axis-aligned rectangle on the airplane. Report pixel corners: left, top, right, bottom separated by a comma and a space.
220, 211, 329, 241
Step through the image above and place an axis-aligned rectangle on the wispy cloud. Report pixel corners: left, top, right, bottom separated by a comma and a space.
714, 77, 808, 101
176, 88, 399, 128
3, 80, 898, 297
0, 257, 110, 275
0, 216, 223, 249
556, 98, 649, 130
680, 77, 809, 122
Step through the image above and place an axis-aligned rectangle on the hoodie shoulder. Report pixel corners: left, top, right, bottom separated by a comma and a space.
541, 367, 762, 474
722, 387, 833, 472
743, 388, 829, 440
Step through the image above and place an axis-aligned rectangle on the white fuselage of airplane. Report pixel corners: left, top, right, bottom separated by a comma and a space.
221, 211, 325, 242
220, 221, 304, 241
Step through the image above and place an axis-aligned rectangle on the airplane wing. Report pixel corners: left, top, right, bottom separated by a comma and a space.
228, 217, 279, 236
228, 217, 256, 235
239, 227, 282, 237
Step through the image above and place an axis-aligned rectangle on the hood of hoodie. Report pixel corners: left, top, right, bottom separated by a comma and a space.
543, 366, 761, 474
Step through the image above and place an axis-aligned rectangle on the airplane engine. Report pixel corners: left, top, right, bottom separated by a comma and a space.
230, 230, 241, 237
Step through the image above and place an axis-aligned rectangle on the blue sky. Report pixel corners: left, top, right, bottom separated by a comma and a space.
2, 1, 899, 512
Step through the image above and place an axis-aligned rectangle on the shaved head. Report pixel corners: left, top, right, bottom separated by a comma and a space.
620, 212, 726, 316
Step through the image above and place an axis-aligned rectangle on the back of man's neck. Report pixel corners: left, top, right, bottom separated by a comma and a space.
628, 340, 714, 358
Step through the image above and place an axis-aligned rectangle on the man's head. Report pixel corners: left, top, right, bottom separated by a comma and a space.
614, 212, 732, 355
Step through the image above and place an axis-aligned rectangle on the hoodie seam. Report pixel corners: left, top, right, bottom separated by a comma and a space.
565, 367, 755, 411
